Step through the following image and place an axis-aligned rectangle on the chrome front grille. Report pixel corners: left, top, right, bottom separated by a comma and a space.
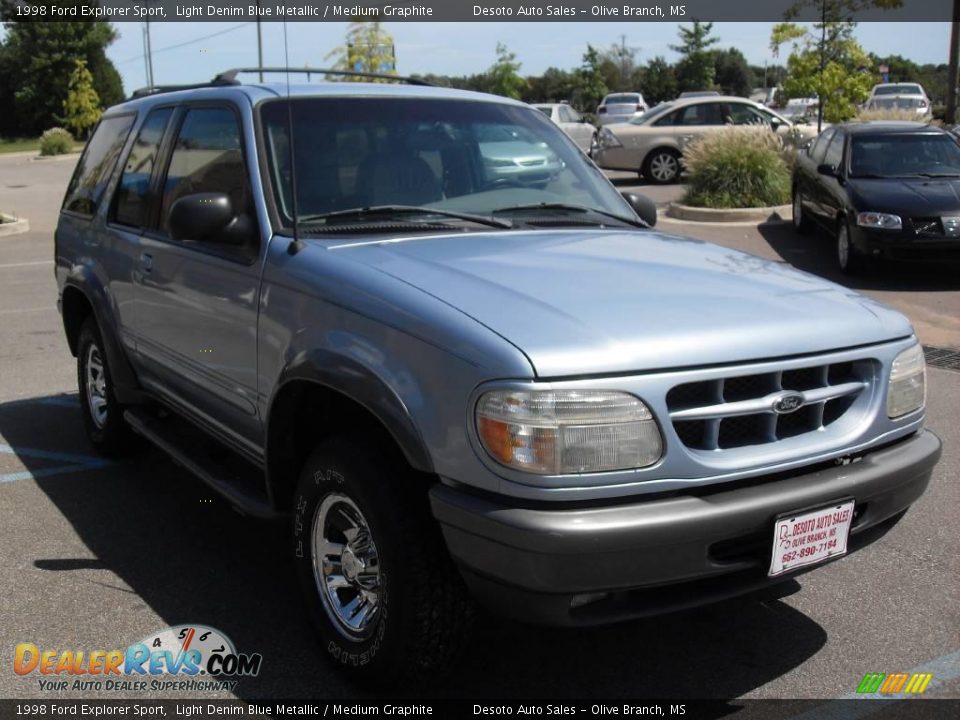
666, 360, 876, 451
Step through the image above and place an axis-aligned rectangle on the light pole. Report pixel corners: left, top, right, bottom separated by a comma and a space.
257, 1, 264, 80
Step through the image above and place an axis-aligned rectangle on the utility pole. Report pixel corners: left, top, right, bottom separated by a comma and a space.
256, 1, 264, 80
947, 0, 960, 124
142, 20, 154, 89
817, 0, 826, 134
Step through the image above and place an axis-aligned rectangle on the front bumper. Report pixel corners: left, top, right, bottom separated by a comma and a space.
853, 226, 960, 262
429, 430, 941, 626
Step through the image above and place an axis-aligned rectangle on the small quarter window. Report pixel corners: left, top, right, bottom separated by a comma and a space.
63, 114, 135, 217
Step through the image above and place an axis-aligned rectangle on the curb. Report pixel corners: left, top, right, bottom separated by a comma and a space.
33, 152, 82, 162
665, 202, 792, 224
0, 213, 30, 237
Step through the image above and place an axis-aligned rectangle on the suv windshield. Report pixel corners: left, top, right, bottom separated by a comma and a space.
260, 97, 631, 229
850, 133, 960, 178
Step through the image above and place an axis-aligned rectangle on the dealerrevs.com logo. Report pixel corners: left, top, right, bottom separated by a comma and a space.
14, 625, 263, 693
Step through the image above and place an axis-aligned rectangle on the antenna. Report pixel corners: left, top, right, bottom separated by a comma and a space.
283, 21, 304, 256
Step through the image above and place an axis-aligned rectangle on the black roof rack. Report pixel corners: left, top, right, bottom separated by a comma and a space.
128, 67, 432, 100
212, 67, 433, 86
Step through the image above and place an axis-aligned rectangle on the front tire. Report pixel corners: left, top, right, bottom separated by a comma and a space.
76, 317, 139, 456
792, 187, 812, 234
642, 149, 682, 184
836, 219, 864, 275
292, 436, 473, 686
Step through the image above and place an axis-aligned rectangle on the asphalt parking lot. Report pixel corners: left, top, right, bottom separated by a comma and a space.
1, 153, 958, 702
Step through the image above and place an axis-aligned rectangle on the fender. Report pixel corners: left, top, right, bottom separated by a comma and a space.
265, 348, 435, 506
62, 267, 143, 405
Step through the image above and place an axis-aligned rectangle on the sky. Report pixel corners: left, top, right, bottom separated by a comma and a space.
28, 21, 960, 92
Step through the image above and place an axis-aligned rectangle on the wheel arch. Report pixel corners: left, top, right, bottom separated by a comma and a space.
265, 353, 435, 512
60, 274, 142, 404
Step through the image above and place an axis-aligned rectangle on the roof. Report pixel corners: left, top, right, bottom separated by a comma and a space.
841, 121, 942, 134
109, 73, 526, 115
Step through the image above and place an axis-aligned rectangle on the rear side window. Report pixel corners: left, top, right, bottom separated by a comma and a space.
112, 108, 173, 228
159, 107, 247, 233
677, 103, 722, 126
62, 114, 135, 217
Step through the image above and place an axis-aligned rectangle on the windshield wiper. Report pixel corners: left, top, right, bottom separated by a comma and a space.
913, 172, 960, 178
491, 202, 648, 228
298, 205, 512, 229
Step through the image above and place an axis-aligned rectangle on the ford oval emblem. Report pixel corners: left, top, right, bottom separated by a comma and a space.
773, 392, 804, 414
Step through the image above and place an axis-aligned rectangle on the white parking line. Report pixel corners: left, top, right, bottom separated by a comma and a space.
0, 260, 53, 269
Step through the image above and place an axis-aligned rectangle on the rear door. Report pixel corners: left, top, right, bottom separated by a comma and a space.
132, 104, 264, 454
672, 101, 724, 152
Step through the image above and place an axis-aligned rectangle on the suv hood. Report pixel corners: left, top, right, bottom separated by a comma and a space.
330, 229, 913, 377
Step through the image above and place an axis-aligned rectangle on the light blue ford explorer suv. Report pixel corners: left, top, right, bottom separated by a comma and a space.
55, 69, 941, 684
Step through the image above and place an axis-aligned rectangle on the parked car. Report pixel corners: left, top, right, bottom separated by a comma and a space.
780, 97, 820, 124
531, 102, 596, 152
865, 83, 931, 117
792, 121, 960, 272
476, 123, 565, 186
678, 90, 721, 98
57, 70, 940, 684
596, 92, 647, 125
593, 95, 818, 183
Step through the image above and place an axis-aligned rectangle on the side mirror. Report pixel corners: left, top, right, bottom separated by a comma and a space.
622, 191, 657, 227
817, 163, 838, 177
769, 118, 784, 131
169, 192, 248, 244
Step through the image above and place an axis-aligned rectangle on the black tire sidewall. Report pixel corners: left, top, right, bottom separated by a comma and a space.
76, 318, 130, 454
292, 441, 416, 679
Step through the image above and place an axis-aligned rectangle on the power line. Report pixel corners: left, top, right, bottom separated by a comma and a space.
119, 22, 253, 64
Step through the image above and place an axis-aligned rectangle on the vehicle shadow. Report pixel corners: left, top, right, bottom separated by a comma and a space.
757, 224, 960, 292
2, 394, 828, 701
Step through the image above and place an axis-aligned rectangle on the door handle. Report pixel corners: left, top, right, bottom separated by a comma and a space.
139, 253, 153, 274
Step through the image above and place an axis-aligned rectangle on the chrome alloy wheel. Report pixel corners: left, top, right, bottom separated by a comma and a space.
649, 152, 679, 182
312, 493, 382, 640
85, 344, 109, 428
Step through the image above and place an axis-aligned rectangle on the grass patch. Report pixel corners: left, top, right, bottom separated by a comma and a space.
0, 137, 83, 155
682, 126, 792, 209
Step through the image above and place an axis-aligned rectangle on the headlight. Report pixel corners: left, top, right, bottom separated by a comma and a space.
857, 212, 902, 230
598, 127, 623, 149
887, 344, 926, 418
476, 390, 662, 475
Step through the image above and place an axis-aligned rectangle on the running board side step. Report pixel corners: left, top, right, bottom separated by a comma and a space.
123, 408, 282, 519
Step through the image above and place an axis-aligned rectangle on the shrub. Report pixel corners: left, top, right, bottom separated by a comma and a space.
682, 126, 791, 209
39, 127, 74, 156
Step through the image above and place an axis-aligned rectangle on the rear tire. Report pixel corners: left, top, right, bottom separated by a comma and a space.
642, 149, 682, 184
76, 317, 140, 457
292, 436, 474, 686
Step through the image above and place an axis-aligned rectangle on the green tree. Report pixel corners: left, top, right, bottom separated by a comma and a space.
570, 45, 608, 112
0, 2, 123, 136
771, 21, 875, 123
600, 40, 640, 92
488, 43, 527, 99
773, 1, 902, 126
325, 19, 396, 80
713, 48, 753, 97
61, 59, 100, 138
671, 21, 720, 92
643, 56, 678, 105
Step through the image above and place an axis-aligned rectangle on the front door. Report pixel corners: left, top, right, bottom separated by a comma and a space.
132, 105, 263, 453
